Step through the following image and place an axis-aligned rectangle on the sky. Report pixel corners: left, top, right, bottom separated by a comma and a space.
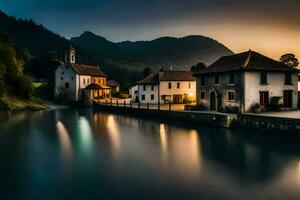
1, 0, 300, 60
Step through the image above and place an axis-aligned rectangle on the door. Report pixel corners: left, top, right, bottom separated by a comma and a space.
283, 90, 293, 108
259, 91, 269, 106
210, 92, 216, 111
173, 95, 183, 104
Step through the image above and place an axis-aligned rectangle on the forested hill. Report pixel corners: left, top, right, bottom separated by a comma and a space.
0, 10, 233, 86
71, 31, 234, 70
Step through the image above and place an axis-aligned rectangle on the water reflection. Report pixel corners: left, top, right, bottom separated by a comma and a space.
107, 115, 122, 158
1, 109, 300, 199
56, 121, 72, 165
77, 116, 94, 155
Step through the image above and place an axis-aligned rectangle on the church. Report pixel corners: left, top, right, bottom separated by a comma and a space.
54, 45, 111, 101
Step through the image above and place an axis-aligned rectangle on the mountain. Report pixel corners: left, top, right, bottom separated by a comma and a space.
0, 10, 233, 85
71, 32, 234, 70
0, 11, 141, 85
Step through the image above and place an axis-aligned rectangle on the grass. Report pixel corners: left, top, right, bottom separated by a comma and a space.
0, 94, 48, 112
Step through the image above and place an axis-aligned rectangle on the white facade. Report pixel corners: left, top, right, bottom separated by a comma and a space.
244, 72, 298, 111
129, 85, 139, 102
55, 64, 77, 101
55, 64, 93, 101
137, 81, 196, 104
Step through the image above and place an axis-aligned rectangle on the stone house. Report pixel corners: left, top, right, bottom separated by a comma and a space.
194, 50, 299, 113
55, 46, 111, 101
136, 68, 196, 104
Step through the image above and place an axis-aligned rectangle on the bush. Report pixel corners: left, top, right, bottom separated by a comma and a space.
12, 75, 33, 99
196, 103, 208, 111
269, 96, 283, 111
222, 105, 240, 114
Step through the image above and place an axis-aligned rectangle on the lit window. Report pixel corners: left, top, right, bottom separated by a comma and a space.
188, 83, 191, 89
228, 91, 235, 101
83, 79, 85, 84
177, 82, 180, 89
168, 82, 172, 89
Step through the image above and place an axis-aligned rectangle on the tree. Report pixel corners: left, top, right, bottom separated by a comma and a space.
280, 53, 299, 68
143, 67, 151, 78
191, 62, 206, 72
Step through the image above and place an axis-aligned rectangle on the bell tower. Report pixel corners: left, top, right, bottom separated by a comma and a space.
65, 45, 75, 64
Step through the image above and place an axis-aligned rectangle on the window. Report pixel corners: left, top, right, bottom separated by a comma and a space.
188, 83, 191, 89
61, 71, 64, 75
227, 91, 236, 101
65, 82, 69, 89
200, 91, 206, 99
214, 75, 219, 85
83, 79, 85, 84
285, 73, 293, 85
259, 91, 269, 105
151, 85, 154, 91
94, 79, 96, 83
87, 79, 89, 83
151, 94, 155, 100
260, 72, 268, 85
168, 82, 172, 89
61, 77, 63, 80
229, 73, 235, 85
200, 76, 205, 86
177, 82, 180, 89
142, 94, 145, 100
143, 85, 146, 91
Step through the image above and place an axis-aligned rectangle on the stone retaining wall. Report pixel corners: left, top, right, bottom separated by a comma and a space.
239, 114, 300, 132
94, 103, 237, 128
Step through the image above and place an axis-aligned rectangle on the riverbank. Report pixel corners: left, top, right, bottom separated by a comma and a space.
0, 95, 48, 112
94, 102, 237, 128
94, 102, 300, 132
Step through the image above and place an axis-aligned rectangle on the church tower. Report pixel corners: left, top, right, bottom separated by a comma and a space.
65, 45, 76, 64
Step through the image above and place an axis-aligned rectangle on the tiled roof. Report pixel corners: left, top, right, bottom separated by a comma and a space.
84, 83, 111, 90
138, 69, 196, 84
68, 63, 108, 77
195, 50, 299, 75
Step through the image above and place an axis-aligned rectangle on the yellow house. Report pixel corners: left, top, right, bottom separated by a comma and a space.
91, 75, 111, 98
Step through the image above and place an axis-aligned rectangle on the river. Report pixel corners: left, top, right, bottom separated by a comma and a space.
1, 108, 300, 199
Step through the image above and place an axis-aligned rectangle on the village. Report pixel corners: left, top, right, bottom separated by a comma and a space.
54, 46, 300, 131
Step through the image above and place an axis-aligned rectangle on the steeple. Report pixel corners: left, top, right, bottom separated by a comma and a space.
65, 45, 76, 64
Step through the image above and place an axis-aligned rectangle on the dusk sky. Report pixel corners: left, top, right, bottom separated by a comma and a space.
1, 0, 300, 60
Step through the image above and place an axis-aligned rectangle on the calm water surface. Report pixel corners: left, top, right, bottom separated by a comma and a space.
1, 108, 300, 199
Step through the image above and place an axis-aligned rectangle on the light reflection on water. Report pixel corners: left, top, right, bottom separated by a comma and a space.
1, 108, 300, 199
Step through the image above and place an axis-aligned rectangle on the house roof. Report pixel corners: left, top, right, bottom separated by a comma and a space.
138, 69, 196, 84
84, 83, 102, 90
107, 80, 120, 87
195, 50, 299, 75
84, 83, 111, 90
67, 63, 108, 77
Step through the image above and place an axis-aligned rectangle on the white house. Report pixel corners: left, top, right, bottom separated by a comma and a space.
195, 50, 299, 113
129, 85, 139, 102
135, 68, 196, 104
55, 46, 110, 101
